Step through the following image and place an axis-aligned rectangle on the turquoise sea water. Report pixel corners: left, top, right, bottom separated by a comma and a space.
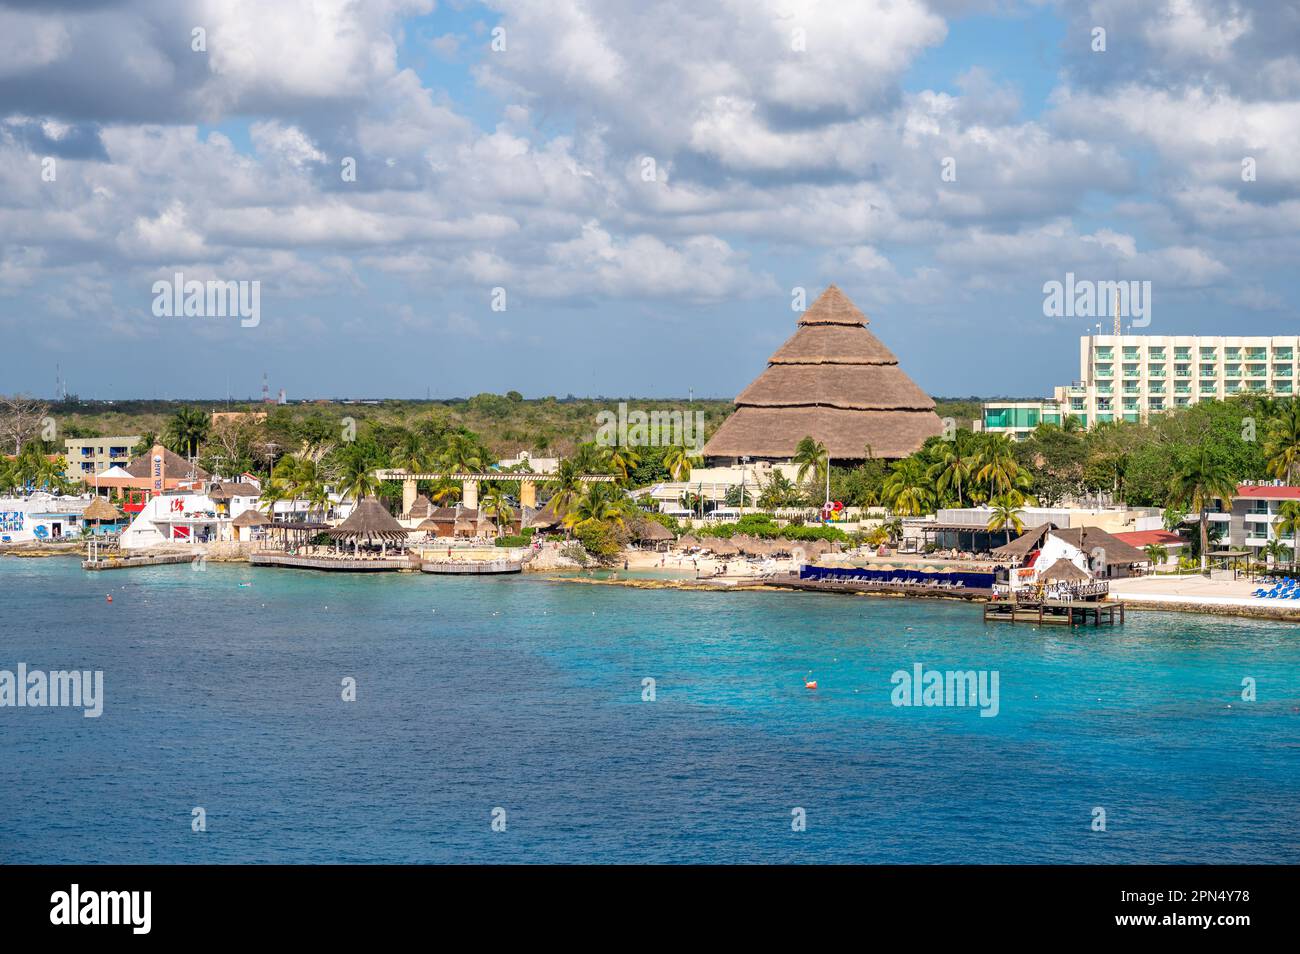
1, 557, 1298, 864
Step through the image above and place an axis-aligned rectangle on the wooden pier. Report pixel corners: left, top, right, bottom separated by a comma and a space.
983, 598, 1125, 627
250, 552, 415, 572
420, 560, 522, 575
82, 552, 198, 571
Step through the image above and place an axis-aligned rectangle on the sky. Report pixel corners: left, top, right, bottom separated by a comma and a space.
1, 0, 1297, 401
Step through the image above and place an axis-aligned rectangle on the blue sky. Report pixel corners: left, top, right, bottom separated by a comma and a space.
1, 0, 1297, 401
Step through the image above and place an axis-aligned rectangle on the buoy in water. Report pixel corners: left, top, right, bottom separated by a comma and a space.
804, 679, 817, 690
106, 595, 112, 603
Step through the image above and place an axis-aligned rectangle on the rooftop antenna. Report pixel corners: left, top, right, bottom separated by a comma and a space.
262, 371, 270, 404
1112, 288, 1121, 338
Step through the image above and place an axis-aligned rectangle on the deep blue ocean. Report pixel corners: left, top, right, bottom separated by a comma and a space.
2, 557, 1297, 864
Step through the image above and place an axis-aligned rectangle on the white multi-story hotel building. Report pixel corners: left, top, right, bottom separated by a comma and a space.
983, 335, 1299, 439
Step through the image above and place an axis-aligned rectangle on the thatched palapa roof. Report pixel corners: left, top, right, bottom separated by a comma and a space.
525, 499, 564, 530
82, 497, 125, 522
702, 285, 943, 461
1038, 558, 1091, 583
232, 509, 272, 527
631, 518, 673, 542
1051, 527, 1149, 566
990, 523, 1055, 562
327, 497, 407, 541
405, 494, 436, 519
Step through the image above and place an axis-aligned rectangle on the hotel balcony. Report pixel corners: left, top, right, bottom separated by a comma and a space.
1123, 366, 1140, 379
1175, 365, 1191, 377
1278, 382, 1294, 395
1175, 349, 1192, 360
1274, 349, 1294, 361
1248, 365, 1267, 378
1246, 350, 1267, 361
1148, 367, 1166, 378
1122, 350, 1140, 360
1274, 365, 1293, 377
1175, 384, 1191, 395
1096, 384, 1113, 395
1149, 383, 1166, 394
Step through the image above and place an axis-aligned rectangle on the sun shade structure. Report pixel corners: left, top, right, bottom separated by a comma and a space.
232, 509, 272, 527
631, 518, 674, 542
702, 285, 944, 462
82, 497, 125, 523
327, 497, 407, 544
1038, 558, 1092, 583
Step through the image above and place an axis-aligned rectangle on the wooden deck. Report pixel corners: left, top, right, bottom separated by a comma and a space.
983, 598, 1125, 626
82, 553, 198, 571
420, 560, 522, 575
250, 552, 415, 572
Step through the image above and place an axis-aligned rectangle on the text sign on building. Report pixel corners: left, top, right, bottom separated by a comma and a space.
152, 455, 163, 493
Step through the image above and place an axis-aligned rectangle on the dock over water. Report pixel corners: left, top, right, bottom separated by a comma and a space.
984, 598, 1125, 626
250, 552, 415, 572
82, 553, 198, 571
421, 560, 521, 575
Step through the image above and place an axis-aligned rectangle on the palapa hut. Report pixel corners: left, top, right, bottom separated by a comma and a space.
525, 499, 564, 533
418, 506, 460, 538
677, 534, 700, 549
1038, 558, 1092, 584
231, 508, 272, 542
702, 285, 943, 464
327, 497, 408, 555
705, 539, 740, 557
82, 496, 125, 533
630, 517, 674, 550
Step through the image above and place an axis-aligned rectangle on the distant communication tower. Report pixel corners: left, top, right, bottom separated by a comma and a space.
262, 371, 271, 404
1112, 288, 1121, 338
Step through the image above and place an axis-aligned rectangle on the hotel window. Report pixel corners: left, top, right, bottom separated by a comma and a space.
1148, 347, 1165, 360
81, 462, 94, 472
1200, 347, 1218, 360
1175, 397, 1190, 407
1175, 364, 1191, 377
1200, 382, 1217, 393
1248, 363, 1267, 377
1123, 363, 1140, 378
1148, 364, 1165, 377
1149, 398, 1165, 409
1094, 347, 1113, 360
1200, 363, 1217, 376
1122, 348, 1139, 360
1149, 382, 1165, 394
1224, 347, 1241, 360
1278, 382, 1294, 394
1094, 363, 1113, 378
1247, 348, 1267, 361
1175, 347, 1191, 360
1225, 364, 1241, 377
1274, 365, 1293, 377
1274, 348, 1293, 361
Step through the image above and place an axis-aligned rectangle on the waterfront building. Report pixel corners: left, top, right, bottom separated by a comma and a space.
62, 436, 140, 480
1204, 481, 1300, 560
983, 333, 1300, 439
118, 485, 261, 548
0, 492, 91, 543
703, 285, 942, 464
991, 523, 1151, 581
93, 444, 209, 514
909, 504, 1164, 552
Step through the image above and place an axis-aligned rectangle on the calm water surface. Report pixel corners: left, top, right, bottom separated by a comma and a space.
2, 557, 1297, 863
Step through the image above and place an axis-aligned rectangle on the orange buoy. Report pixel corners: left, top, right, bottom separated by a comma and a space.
105, 595, 112, 603
804, 678, 817, 690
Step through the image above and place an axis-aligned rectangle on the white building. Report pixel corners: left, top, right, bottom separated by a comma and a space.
119, 489, 260, 549
0, 493, 92, 543
984, 333, 1300, 439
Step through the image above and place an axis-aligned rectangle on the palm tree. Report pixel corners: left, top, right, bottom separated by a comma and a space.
335, 445, 379, 504
440, 432, 484, 473
164, 406, 209, 460
1261, 538, 1288, 570
428, 477, 462, 506
928, 446, 973, 507
480, 486, 516, 537
986, 494, 1024, 545
392, 431, 428, 473
606, 444, 642, 485
882, 458, 935, 516
1272, 500, 1300, 570
792, 436, 829, 499
563, 482, 628, 530
1143, 543, 1169, 568
546, 458, 585, 519
1264, 400, 1300, 485
1167, 447, 1238, 573
973, 434, 1021, 499
663, 443, 702, 483
757, 471, 797, 509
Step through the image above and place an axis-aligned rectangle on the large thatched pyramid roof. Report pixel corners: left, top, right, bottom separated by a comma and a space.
702, 285, 943, 461
327, 497, 407, 541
